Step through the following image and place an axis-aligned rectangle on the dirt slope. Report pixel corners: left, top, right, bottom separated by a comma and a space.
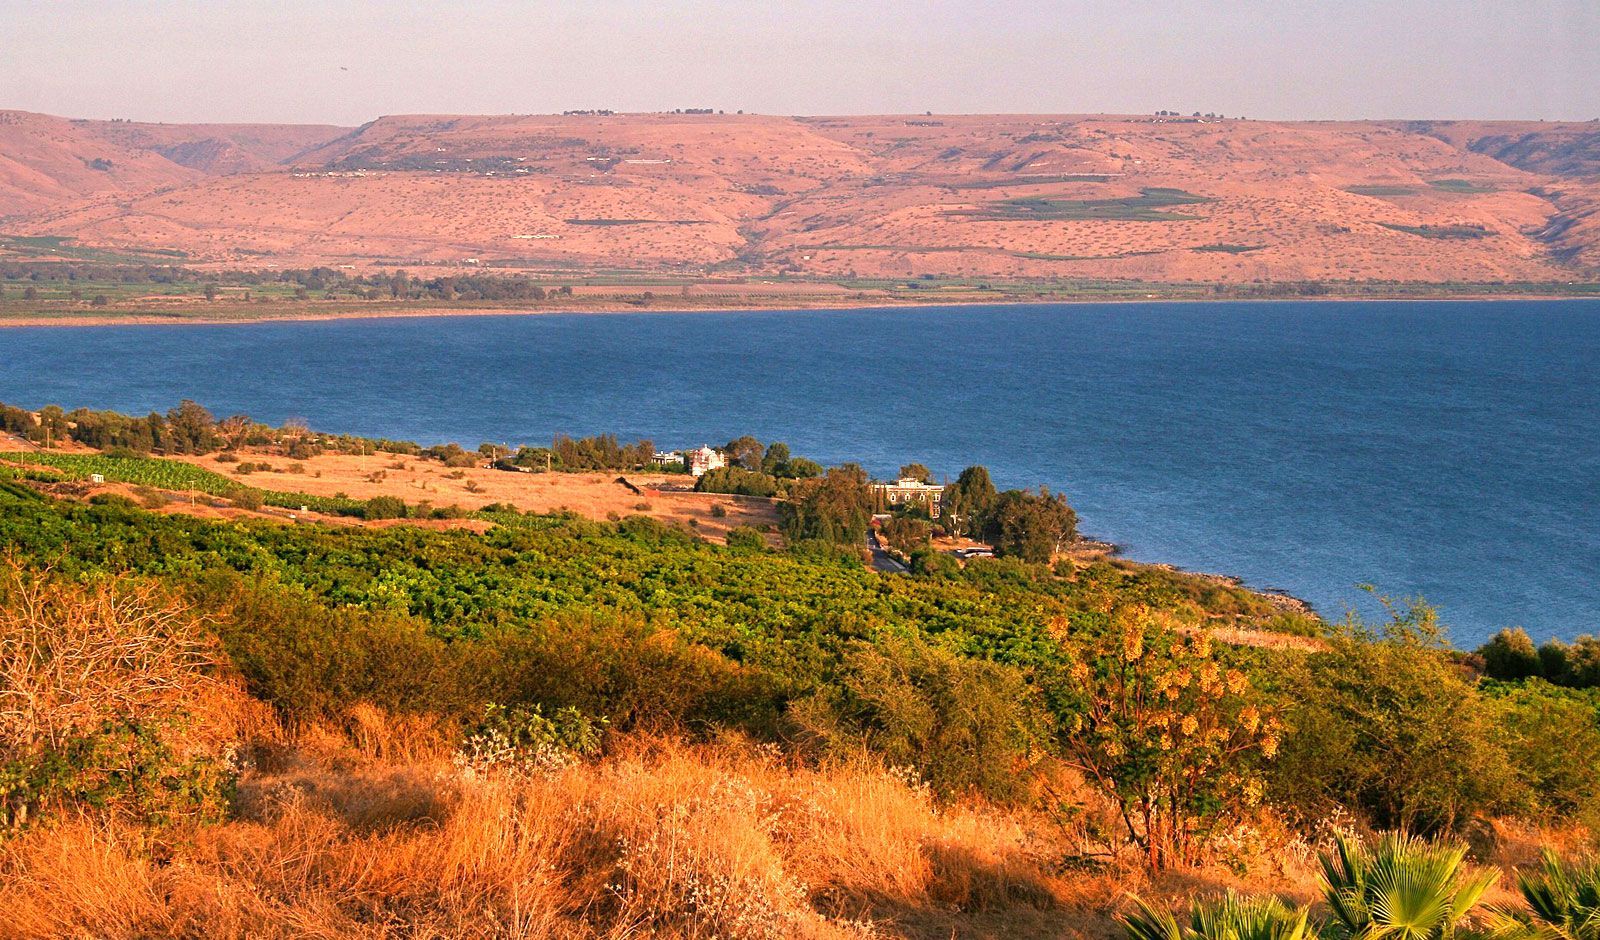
4, 109, 1600, 282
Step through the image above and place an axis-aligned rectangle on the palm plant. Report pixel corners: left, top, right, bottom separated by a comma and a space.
1122, 892, 1319, 940
1320, 832, 1498, 940
1488, 851, 1600, 940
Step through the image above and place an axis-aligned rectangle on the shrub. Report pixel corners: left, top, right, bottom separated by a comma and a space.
1490, 681, 1600, 826
792, 636, 1040, 802
909, 547, 960, 578
455, 703, 604, 776
1318, 832, 1496, 940
0, 567, 235, 829
1271, 597, 1516, 834
473, 612, 781, 735
225, 486, 263, 511
1478, 628, 1541, 680
695, 466, 778, 498
203, 577, 477, 729
725, 526, 765, 551
1044, 607, 1280, 870
363, 495, 408, 520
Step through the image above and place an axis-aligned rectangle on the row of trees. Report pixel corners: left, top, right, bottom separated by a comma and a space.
1479, 626, 1600, 688
2, 400, 223, 455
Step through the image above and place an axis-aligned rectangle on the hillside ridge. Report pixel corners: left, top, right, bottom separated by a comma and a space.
4, 109, 1600, 282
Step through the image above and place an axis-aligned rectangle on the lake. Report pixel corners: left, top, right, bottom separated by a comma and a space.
3, 299, 1597, 645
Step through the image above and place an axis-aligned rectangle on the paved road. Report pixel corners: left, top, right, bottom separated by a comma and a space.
866, 530, 908, 573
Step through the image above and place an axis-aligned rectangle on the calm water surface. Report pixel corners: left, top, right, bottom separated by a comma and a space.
3, 300, 1597, 645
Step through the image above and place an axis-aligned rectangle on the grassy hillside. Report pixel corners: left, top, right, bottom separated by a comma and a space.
4, 417, 1600, 934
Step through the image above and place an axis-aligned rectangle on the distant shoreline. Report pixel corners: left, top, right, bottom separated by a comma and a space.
3, 290, 1597, 329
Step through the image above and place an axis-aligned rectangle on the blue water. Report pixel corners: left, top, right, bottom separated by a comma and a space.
2, 300, 1597, 645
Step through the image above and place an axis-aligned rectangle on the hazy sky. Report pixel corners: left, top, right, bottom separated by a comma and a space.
4, 1, 1597, 125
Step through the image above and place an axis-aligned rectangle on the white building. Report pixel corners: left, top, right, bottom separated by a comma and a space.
685, 445, 727, 478
872, 477, 944, 516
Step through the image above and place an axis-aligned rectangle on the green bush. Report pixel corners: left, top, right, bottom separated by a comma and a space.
1488, 681, 1600, 826
1271, 601, 1516, 833
724, 526, 765, 551
204, 577, 477, 728
456, 703, 605, 774
791, 635, 1040, 802
694, 466, 778, 498
909, 547, 960, 578
226, 486, 264, 511
473, 613, 782, 735
363, 495, 408, 520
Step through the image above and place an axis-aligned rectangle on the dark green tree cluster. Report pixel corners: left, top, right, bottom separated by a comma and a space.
939, 466, 1078, 562
694, 466, 778, 497
1, 399, 222, 454
547, 434, 655, 471
693, 438, 823, 497
1479, 627, 1600, 688
779, 464, 873, 544
0, 261, 573, 303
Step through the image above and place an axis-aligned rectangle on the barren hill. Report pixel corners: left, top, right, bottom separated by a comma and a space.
4, 109, 1599, 283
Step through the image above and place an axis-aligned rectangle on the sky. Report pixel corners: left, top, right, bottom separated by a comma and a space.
4, 0, 1598, 126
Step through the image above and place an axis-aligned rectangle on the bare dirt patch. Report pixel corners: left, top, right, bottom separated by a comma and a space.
179, 450, 779, 542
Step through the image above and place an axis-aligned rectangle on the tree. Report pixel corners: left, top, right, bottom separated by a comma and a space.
1478, 627, 1541, 680
723, 436, 765, 471
942, 465, 997, 538
780, 457, 823, 479
203, 284, 218, 302
880, 516, 931, 556
983, 488, 1076, 563
165, 400, 218, 454
760, 442, 791, 475
899, 462, 934, 484
780, 465, 871, 544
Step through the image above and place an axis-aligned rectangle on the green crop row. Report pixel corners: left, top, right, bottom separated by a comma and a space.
0, 452, 364, 515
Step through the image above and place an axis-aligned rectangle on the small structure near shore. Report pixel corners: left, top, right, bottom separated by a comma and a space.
684, 445, 726, 478
871, 477, 944, 517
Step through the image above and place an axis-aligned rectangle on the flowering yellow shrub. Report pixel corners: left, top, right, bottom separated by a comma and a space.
1048, 606, 1280, 869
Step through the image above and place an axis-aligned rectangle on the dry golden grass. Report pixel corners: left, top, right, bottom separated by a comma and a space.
0, 726, 1093, 939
